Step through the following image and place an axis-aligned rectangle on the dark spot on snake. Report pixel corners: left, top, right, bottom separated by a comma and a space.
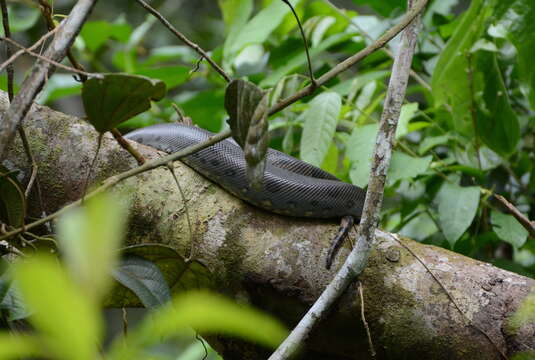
210, 159, 219, 167
134, 137, 142, 142
155, 136, 162, 141
345, 199, 356, 208
200, 157, 207, 164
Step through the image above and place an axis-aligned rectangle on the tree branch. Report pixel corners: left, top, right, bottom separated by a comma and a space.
0, 0, 97, 160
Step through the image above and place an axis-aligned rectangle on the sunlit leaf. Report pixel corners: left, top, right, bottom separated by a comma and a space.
436, 183, 480, 246
57, 193, 127, 300
431, 0, 492, 135
388, 152, 432, 185
109, 292, 287, 359
491, 210, 528, 248
473, 50, 520, 156
0, 334, 41, 359
300, 92, 341, 167
15, 256, 100, 360
347, 123, 378, 187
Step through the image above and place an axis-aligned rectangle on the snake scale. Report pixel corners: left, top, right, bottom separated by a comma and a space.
125, 123, 366, 220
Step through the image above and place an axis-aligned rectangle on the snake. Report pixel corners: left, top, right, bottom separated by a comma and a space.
125, 123, 366, 220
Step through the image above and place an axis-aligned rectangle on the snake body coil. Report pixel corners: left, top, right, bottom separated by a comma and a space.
125, 123, 366, 219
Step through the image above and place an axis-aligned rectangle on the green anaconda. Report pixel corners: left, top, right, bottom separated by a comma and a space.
125, 123, 366, 220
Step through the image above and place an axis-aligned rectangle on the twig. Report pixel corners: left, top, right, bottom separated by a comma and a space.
280, 0, 316, 87
269, 0, 428, 116
494, 194, 535, 238
134, 0, 231, 83
0, 0, 98, 160
111, 128, 146, 165
1, 37, 100, 79
268, 0, 424, 357
38, 0, 88, 82
166, 162, 194, 262
0, 26, 58, 74
358, 281, 375, 358
0, 129, 232, 241
323, 0, 431, 91
0, 0, 14, 100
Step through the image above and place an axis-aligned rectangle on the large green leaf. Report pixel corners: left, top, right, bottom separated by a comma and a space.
388, 152, 432, 186
493, 0, 535, 110
57, 193, 127, 300
82, 73, 166, 133
220, 0, 254, 68
436, 183, 481, 247
431, 0, 493, 135
472, 50, 520, 155
15, 256, 100, 360
299, 92, 341, 167
109, 291, 288, 359
491, 210, 528, 248
224, 0, 301, 61
347, 123, 378, 187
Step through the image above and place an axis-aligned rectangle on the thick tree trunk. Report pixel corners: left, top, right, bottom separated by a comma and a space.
1, 92, 534, 359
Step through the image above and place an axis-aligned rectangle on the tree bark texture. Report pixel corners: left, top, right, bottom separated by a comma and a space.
1, 92, 534, 359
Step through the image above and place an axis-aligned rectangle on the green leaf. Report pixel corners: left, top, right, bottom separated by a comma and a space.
80, 21, 132, 52
436, 183, 480, 247
135, 65, 190, 90
225, 79, 266, 147
82, 73, 166, 133
431, 0, 492, 135
105, 245, 212, 308
395, 103, 419, 139
388, 152, 432, 185
220, 0, 253, 68
0, 283, 31, 321
351, 0, 405, 17
112, 255, 171, 308
109, 291, 288, 359
299, 92, 341, 167
491, 211, 528, 248
225, 0, 301, 61
0, 334, 41, 359
418, 134, 450, 155
493, 0, 535, 110
0, 6, 39, 34
14, 256, 100, 360
347, 123, 378, 187
0, 165, 26, 227
473, 50, 520, 155
57, 193, 127, 300
179, 90, 226, 132
260, 32, 352, 87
